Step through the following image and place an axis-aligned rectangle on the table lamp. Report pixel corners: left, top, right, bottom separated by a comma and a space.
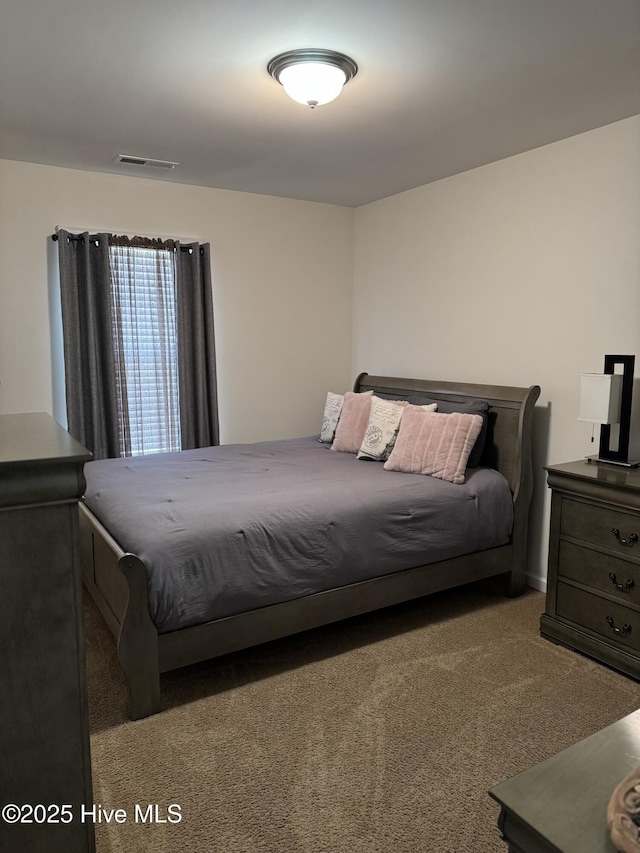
579, 354, 638, 467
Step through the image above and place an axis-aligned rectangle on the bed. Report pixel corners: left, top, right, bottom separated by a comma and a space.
79, 373, 540, 719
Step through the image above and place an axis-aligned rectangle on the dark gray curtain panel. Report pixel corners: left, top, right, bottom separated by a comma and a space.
58, 231, 219, 457
57, 229, 121, 459
175, 242, 219, 449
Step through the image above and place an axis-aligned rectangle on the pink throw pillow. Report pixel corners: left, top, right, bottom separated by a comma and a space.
383, 408, 483, 484
331, 391, 374, 454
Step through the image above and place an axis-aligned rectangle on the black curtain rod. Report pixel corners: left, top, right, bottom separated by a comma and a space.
51, 234, 203, 253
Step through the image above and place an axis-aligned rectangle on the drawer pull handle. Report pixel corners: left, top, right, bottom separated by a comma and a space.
606, 616, 632, 636
611, 528, 639, 546
609, 573, 635, 592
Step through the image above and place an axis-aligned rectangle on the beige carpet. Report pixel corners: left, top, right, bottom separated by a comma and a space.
85, 581, 640, 853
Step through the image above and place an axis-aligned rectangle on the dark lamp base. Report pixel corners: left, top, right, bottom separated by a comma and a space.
586, 455, 640, 469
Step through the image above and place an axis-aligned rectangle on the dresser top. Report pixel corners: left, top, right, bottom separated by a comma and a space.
490, 708, 640, 852
546, 459, 640, 493
0, 413, 91, 466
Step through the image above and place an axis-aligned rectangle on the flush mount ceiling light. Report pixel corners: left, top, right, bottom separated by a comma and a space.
267, 49, 358, 109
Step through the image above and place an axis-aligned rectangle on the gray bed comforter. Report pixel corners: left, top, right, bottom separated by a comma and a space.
83, 435, 514, 634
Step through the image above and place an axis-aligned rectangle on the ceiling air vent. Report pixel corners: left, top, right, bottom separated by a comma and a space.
117, 154, 179, 170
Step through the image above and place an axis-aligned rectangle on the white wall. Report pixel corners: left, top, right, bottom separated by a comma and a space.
0, 160, 354, 443
3, 118, 639, 588
353, 116, 640, 588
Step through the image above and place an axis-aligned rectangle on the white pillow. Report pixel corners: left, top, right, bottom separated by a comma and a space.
319, 392, 344, 443
357, 396, 437, 461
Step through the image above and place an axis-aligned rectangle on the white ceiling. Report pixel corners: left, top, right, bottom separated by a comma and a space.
1, 0, 639, 207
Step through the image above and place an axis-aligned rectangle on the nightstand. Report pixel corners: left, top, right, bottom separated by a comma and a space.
541, 460, 640, 679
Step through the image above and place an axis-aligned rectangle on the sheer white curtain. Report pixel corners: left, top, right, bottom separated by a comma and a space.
109, 243, 181, 456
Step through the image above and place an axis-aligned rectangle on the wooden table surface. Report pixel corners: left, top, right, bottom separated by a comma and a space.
489, 709, 640, 852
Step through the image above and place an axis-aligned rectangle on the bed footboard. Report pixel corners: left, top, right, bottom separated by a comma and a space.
118, 556, 161, 720
79, 504, 161, 719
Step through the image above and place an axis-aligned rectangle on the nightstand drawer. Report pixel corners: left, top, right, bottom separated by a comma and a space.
556, 582, 640, 651
558, 540, 640, 603
561, 498, 640, 556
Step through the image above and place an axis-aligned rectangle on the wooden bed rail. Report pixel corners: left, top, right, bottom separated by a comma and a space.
118, 555, 160, 721
79, 504, 159, 719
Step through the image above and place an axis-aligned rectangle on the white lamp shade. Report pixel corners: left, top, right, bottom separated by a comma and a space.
578, 373, 623, 424
278, 62, 347, 107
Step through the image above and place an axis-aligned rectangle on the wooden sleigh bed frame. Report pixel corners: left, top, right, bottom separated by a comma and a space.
79, 373, 540, 719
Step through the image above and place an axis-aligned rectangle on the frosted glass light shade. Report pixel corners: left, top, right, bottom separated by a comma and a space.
578, 373, 623, 424
279, 63, 347, 107
268, 49, 358, 109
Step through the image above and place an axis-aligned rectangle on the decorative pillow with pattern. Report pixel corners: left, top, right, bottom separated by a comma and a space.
330, 390, 375, 454
357, 398, 437, 461
319, 392, 345, 443
383, 409, 483, 484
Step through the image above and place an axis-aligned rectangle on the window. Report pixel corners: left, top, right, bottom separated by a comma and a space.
56, 229, 219, 460
110, 244, 181, 455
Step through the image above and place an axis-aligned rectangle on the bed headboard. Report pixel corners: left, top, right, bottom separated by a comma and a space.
353, 373, 540, 501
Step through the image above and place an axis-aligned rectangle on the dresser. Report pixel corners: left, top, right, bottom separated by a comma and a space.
0, 413, 95, 852
489, 708, 640, 852
541, 460, 640, 679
